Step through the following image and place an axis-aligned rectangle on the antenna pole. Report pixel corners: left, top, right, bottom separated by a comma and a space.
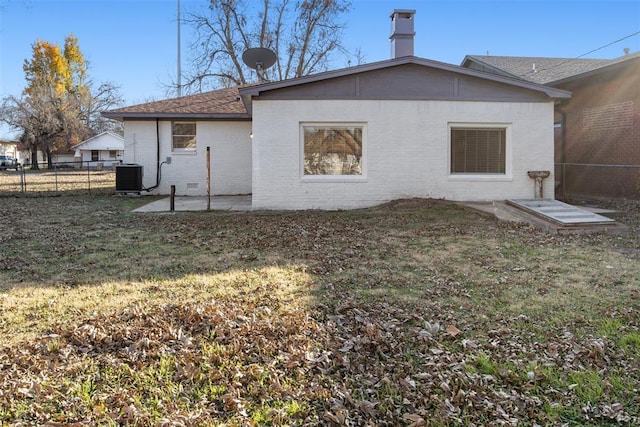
177, 0, 182, 97
256, 63, 263, 83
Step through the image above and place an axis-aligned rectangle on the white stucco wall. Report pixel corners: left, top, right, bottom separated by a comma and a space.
252, 99, 555, 210
123, 120, 252, 195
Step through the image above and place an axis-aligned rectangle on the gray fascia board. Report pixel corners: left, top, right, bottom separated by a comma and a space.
101, 112, 251, 121
240, 56, 571, 100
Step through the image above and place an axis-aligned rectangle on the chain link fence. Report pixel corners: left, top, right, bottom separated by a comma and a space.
555, 162, 640, 200
0, 162, 116, 195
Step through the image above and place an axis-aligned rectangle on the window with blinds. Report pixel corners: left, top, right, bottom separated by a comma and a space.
172, 122, 197, 151
451, 127, 506, 174
303, 125, 363, 176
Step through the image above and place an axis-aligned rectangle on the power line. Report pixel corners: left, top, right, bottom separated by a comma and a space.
573, 30, 640, 59
518, 30, 640, 78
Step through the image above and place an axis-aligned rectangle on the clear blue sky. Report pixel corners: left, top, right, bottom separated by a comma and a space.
1, 0, 639, 139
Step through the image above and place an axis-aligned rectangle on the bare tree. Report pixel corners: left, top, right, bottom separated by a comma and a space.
83, 82, 124, 134
1, 91, 66, 169
180, 0, 351, 92
1, 82, 123, 169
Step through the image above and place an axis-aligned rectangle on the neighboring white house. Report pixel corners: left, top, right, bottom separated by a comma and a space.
72, 131, 124, 169
0, 140, 20, 161
103, 10, 571, 210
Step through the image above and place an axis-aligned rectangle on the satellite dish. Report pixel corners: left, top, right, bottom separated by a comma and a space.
242, 47, 276, 82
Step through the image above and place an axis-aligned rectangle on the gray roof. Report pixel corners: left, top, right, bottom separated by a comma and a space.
103, 56, 571, 120
102, 87, 250, 120
461, 52, 640, 85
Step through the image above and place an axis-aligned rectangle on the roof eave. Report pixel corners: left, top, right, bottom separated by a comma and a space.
101, 112, 252, 121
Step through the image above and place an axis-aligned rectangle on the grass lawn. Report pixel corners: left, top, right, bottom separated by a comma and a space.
0, 169, 115, 194
0, 195, 639, 426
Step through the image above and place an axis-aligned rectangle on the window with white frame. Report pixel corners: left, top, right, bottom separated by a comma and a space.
172, 122, 196, 151
303, 124, 363, 176
450, 126, 506, 174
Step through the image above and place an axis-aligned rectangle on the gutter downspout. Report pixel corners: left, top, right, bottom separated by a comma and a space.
557, 108, 567, 200
143, 118, 164, 192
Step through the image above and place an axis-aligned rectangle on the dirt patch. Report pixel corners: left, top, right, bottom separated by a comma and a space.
372, 197, 452, 210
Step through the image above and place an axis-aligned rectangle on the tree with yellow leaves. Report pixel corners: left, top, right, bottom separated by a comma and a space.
20, 35, 89, 168
1, 34, 122, 169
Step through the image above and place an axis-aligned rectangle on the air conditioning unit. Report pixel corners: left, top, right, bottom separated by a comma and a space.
115, 164, 143, 193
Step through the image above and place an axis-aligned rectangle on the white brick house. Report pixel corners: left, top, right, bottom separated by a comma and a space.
103, 11, 570, 210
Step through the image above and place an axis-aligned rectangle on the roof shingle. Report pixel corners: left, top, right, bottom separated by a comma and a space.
103, 87, 249, 120
462, 52, 640, 85
104, 55, 574, 120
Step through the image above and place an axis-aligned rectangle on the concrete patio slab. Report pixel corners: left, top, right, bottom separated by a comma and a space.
133, 195, 252, 213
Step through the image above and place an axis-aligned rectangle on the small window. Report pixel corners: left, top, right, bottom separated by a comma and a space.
172, 122, 196, 151
109, 150, 117, 159
91, 150, 99, 161
303, 125, 363, 176
451, 127, 506, 174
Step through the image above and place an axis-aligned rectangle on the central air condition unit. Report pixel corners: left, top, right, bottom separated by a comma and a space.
115, 164, 143, 193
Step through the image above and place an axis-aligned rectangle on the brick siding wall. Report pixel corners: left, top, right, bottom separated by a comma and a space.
123, 120, 252, 196
555, 60, 640, 199
252, 99, 554, 210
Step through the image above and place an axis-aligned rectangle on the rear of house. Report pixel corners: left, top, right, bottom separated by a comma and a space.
104, 10, 570, 210
104, 88, 253, 196
121, 119, 251, 195
245, 59, 566, 210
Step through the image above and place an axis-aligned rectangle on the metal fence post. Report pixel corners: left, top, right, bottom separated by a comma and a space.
20, 168, 26, 192
87, 166, 91, 194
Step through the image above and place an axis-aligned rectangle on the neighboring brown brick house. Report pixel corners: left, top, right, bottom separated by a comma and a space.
462, 52, 640, 200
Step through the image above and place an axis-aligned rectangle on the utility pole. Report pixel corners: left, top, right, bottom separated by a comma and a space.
177, 0, 182, 97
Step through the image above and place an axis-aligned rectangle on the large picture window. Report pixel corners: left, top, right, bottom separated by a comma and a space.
451, 127, 506, 174
303, 125, 363, 176
172, 122, 196, 151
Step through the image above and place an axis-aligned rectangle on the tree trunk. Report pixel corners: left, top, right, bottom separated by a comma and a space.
46, 147, 53, 169
30, 146, 39, 170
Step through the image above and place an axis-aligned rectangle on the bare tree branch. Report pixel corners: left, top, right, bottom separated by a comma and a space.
177, 0, 350, 93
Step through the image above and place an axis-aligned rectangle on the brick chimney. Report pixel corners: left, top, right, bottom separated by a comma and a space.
390, 9, 416, 58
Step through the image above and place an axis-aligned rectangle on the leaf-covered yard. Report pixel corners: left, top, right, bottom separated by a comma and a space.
1, 195, 639, 426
